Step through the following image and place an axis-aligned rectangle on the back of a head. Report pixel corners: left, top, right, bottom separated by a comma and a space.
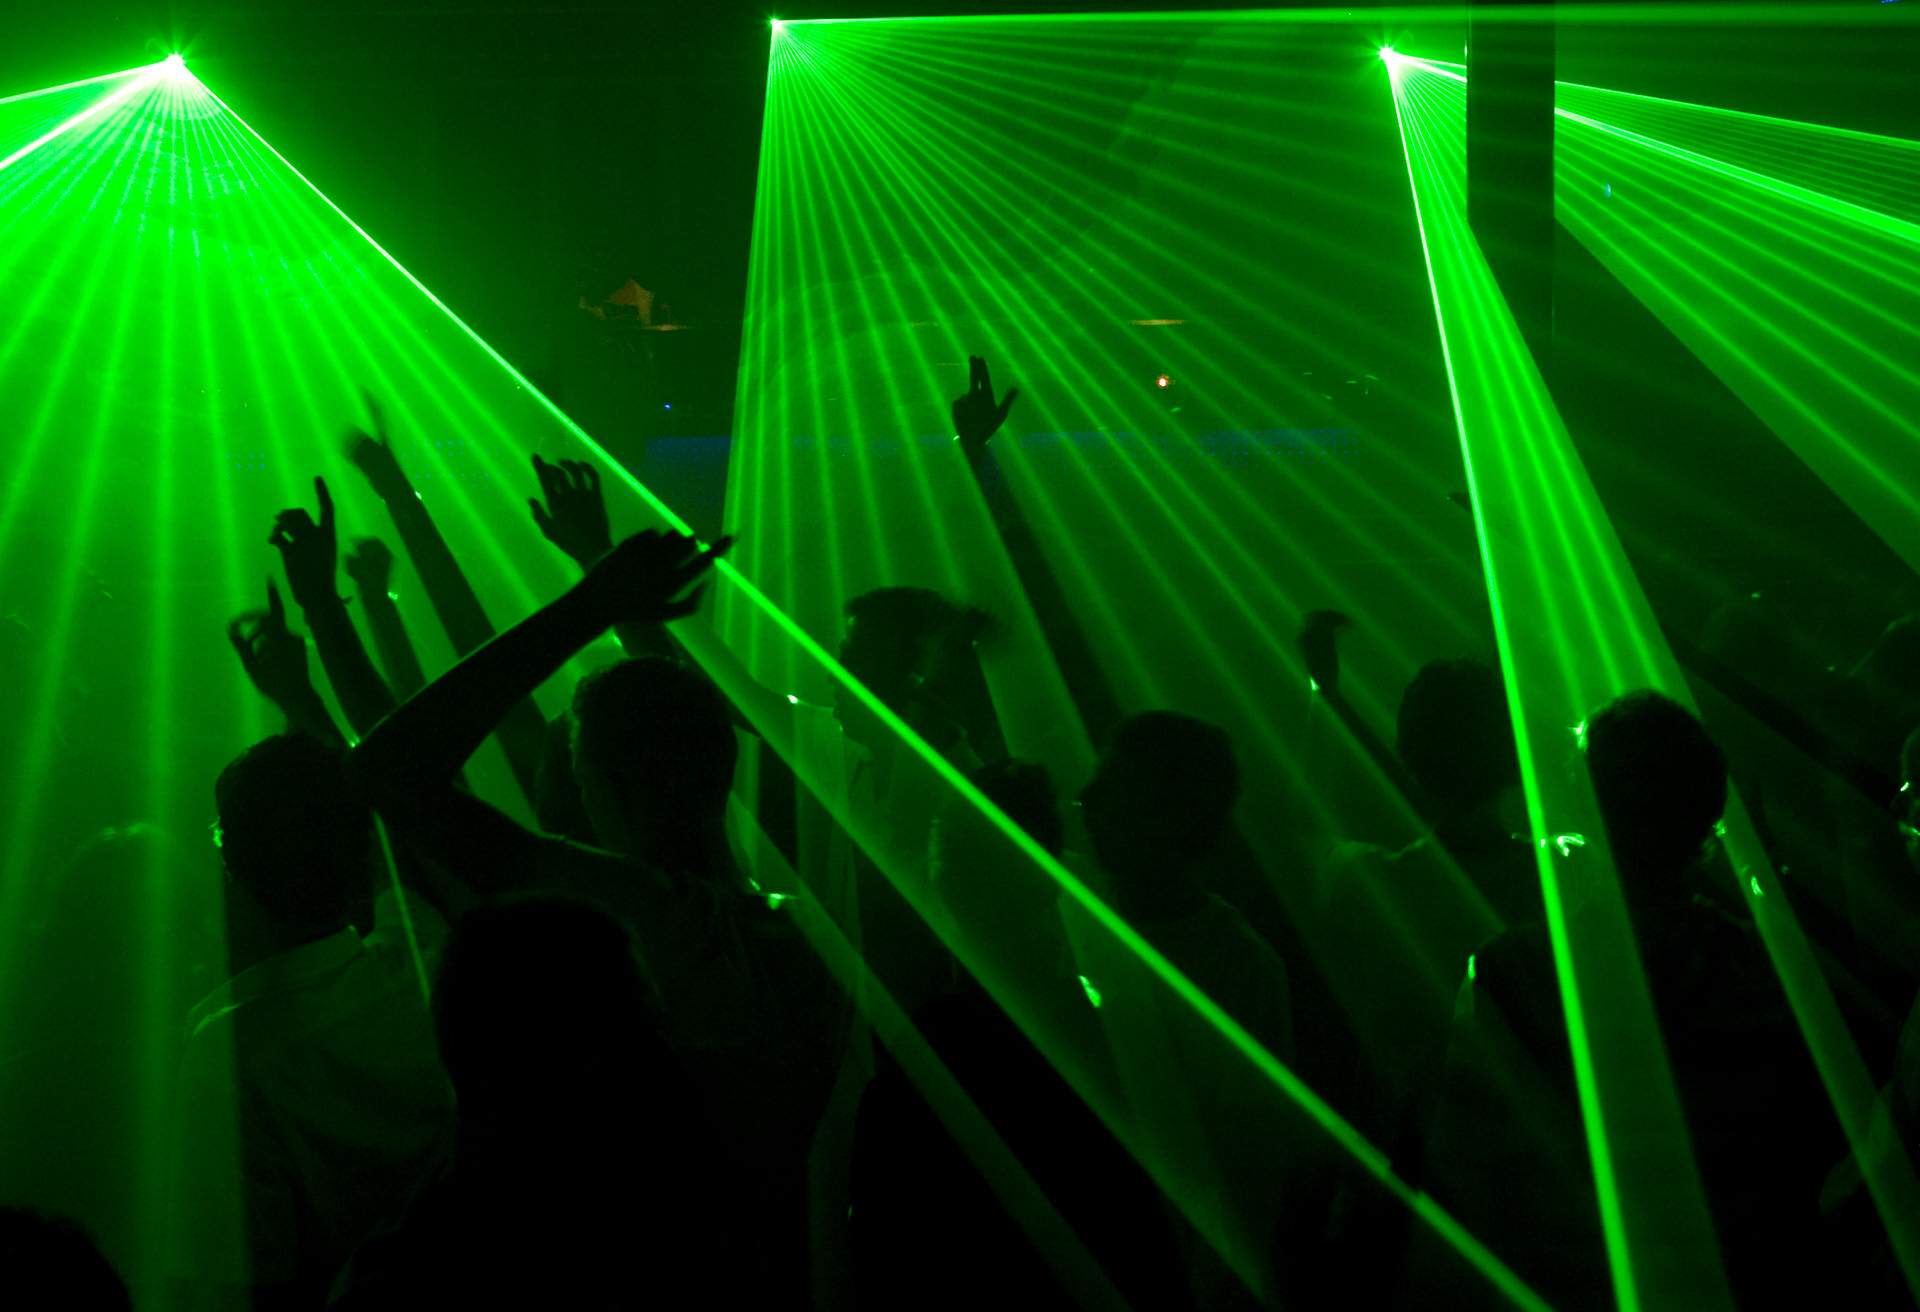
433, 895, 679, 1122
0, 1206, 130, 1312
1397, 659, 1520, 818
214, 734, 371, 940
844, 586, 960, 656
842, 588, 988, 688
1583, 690, 1728, 883
1084, 712, 1239, 873
933, 760, 1063, 936
571, 658, 737, 818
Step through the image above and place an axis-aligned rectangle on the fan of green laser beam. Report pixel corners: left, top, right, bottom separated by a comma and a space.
0, 65, 217, 1307
1390, 49, 1920, 1306
733, 18, 1492, 867
1401, 51, 1920, 653
750, 10, 1531, 1156
1553, 78, 1920, 226
1546, 116, 1920, 584
0, 65, 163, 179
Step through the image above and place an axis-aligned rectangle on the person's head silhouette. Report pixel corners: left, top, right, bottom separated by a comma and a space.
214, 734, 373, 951
837, 587, 988, 751
570, 658, 737, 875
1397, 659, 1520, 838
1080, 712, 1237, 920
1582, 690, 1728, 900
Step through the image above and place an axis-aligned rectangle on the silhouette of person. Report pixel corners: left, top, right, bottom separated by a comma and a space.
1317, 658, 1534, 1139
1424, 691, 1844, 1308
348, 531, 843, 1306
330, 895, 721, 1308
168, 734, 453, 1311
1077, 711, 1296, 1307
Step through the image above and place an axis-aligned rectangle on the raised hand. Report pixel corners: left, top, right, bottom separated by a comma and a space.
227, 582, 312, 707
1299, 609, 1353, 694
269, 477, 340, 611
952, 355, 1019, 455
578, 529, 733, 628
529, 454, 613, 570
343, 536, 394, 597
347, 392, 409, 501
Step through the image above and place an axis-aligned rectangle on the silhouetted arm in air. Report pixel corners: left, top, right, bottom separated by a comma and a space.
527, 452, 797, 730
349, 530, 728, 905
354, 529, 729, 802
347, 397, 546, 803
270, 476, 396, 742
342, 536, 428, 703
954, 355, 1124, 744
226, 581, 345, 749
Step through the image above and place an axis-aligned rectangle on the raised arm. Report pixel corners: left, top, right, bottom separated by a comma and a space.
226, 581, 345, 748
348, 530, 727, 918
527, 452, 797, 729
347, 397, 547, 801
342, 536, 428, 702
954, 356, 1124, 744
352, 529, 728, 803
270, 476, 397, 741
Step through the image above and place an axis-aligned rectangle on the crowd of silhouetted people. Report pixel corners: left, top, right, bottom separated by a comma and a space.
4, 356, 1919, 1310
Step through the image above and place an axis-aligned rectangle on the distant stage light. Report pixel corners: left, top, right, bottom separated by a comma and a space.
1155, 373, 1172, 389
1378, 46, 1395, 62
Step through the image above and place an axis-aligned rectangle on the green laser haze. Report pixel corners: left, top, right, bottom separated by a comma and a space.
4, 16, 1914, 1305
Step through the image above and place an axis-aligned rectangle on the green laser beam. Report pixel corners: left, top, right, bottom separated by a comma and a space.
0, 67, 162, 174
